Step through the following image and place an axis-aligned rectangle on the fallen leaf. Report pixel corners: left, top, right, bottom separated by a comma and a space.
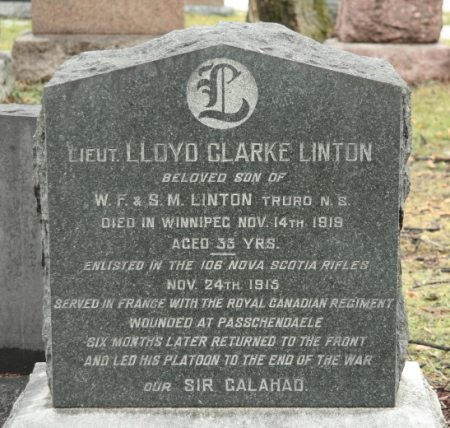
424, 327, 434, 335
419, 207, 432, 213
416, 345, 429, 351
407, 292, 419, 297
427, 160, 436, 169
436, 131, 443, 139
420, 307, 449, 316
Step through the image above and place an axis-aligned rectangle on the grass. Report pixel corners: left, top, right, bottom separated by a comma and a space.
401, 82, 450, 387
0, 18, 31, 51
401, 165, 450, 386
444, 11, 450, 26
185, 11, 246, 27
7, 81, 44, 104
1, 12, 449, 391
411, 82, 450, 160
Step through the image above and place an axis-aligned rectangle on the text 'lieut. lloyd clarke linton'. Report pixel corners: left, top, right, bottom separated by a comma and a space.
67, 141, 373, 163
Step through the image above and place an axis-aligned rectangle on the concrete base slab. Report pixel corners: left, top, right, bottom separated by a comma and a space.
4, 362, 446, 428
324, 38, 450, 84
12, 32, 158, 82
0, 376, 29, 427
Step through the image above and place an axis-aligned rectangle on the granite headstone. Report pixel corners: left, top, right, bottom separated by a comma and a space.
0, 105, 45, 374
36, 22, 410, 408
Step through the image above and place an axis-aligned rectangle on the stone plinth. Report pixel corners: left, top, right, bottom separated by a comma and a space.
0, 104, 45, 373
31, 0, 184, 35
335, 0, 443, 43
12, 32, 157, 82
0, 376, 28, 426
4, 363, 447, 428
324, 39, 450, 84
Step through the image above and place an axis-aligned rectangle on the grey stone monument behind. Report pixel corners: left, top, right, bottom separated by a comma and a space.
4, 21, 447, 428
0, 104, 45, 374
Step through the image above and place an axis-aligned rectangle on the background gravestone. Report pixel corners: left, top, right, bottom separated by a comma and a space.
36, 21, 410, 408
0, 105, 44, 374
13, 0, 184, 82
326, 0, 450, 84
335, 0, 443, 43
32, 0, 184, 35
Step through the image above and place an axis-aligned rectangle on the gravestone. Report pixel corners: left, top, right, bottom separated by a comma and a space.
13, 0, 184, 81
326, 0, 450, 83
34, 21, 412, 409
0, 105, 45, 374
31, 0, 184, 35
335, 0, 443, 43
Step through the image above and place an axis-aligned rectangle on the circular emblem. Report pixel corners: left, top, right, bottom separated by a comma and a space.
187, 58, 258, 130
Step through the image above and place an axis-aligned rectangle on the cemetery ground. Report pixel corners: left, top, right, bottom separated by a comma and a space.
0, 12, 449, 419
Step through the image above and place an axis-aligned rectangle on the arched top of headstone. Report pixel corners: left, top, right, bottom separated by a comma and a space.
48, 21, 407, 89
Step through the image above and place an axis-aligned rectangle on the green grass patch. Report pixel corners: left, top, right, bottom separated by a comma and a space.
444, 11, 450, 26
403, 83, 450, 385
411, 82, 450, 160
185, 12, 246, 28
6, 81, 44, 104
0, 18, 31, 51
401, 164, 450, 386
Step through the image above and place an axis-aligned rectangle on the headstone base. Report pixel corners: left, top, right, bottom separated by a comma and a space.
4, 362, 446, 428
324, 38, 450, 84
0, 376, 29, 427
12, 32, 158, 82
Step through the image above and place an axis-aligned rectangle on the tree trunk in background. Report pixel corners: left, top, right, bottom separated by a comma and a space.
247, 0, 333, 42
